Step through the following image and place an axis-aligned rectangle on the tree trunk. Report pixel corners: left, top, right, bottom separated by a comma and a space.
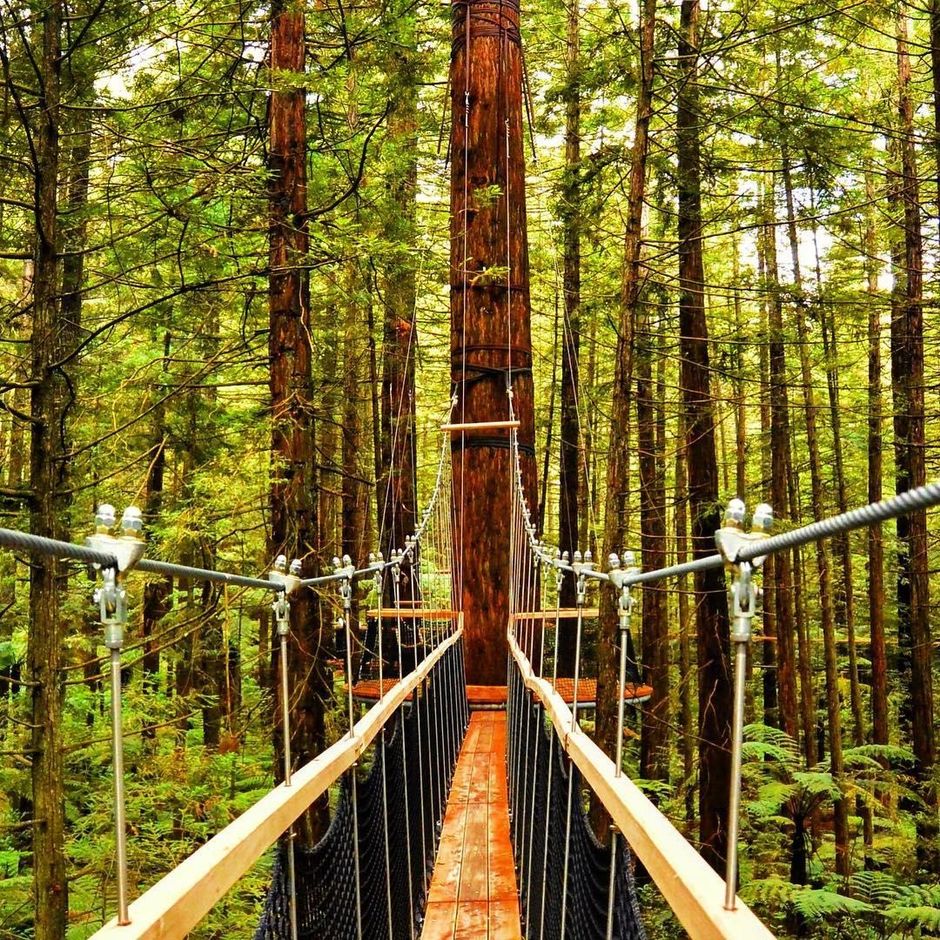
760, 187, 802, 749
595, 0, 656, 811
637, 282, 668, 782
865, 171, 888, 756
675, 410, 695, 822
28, 2, 69, 933
556, 0, 581, 655
678, 0, 732, 874
142, 332, 172, 692
379, 26, 418, 595
449, 0, 538, 684
784, 195, 850, 875
268, 0, 328, 843
892, 12, 937, 871
757, 249, 777, 726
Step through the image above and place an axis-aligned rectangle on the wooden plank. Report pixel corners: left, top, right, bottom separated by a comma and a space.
365, 608, 458, 619
424, 713, 521, 938
512, 608, 599, 620
441, 420, 520, 432
507, 629, 774, 940
92, 619, 463, 939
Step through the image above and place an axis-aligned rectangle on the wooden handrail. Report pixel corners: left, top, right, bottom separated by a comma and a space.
92, 616, 463, 939
507, 628, 774, 940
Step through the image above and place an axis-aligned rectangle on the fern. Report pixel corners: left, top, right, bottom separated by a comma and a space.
790, 886, 875, 922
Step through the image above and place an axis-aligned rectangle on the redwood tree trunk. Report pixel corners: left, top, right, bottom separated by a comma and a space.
677, 0, 732, 874
379, 23, 418, 596
449, 0, 537, 684
268, 1, 328, 843
556, 0, 581, 657
893, 13, 937, 871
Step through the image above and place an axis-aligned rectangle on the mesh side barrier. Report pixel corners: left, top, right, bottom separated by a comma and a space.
255, 640, 468, 939
507, 669, 647, 940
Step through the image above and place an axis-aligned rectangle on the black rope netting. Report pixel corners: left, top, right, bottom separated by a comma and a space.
256, 632, 469, 940
507, 668, 646, 940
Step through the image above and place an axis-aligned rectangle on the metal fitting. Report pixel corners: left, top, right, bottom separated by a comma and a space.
715, 499, 773, 569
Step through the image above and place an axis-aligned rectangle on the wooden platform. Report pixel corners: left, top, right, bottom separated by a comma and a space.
421, 712, 522, 939
350, 678, 653, 708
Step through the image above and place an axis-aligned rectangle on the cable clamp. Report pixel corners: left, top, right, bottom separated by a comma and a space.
269, 554, 303, 595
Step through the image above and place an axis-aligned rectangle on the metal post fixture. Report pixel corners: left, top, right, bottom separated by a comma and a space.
270, 560, 299, 940
87, 504, 145, 927
606, 550, 638, 940
715, 500, 771, 911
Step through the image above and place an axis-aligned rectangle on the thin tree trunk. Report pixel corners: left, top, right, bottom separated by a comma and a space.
760, 187, 799, 743
637, 284, 668, 782
595, 0, 656, 802
556, 0, 581, 645
758, 245, 777, 726
675, 409, 695, 822
783, 188, 850, 876
866, 172, 888, 758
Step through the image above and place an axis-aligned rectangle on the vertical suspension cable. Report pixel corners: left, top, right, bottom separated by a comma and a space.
375, 565, 394, 939
538, 563, 564, 940
392, 561, 416, 938
560, 562, 586, 936
341, 572, 364, 940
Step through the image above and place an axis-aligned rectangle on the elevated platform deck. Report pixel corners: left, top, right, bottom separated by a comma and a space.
350, 678, 654, 709
421, 712, 521, 939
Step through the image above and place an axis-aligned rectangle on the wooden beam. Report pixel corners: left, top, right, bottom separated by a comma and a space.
364, 608, 458, 619
507, 628, 773, 940
440, 420, 520, 432
91, 618, 464, 939
512, 608, 599, 620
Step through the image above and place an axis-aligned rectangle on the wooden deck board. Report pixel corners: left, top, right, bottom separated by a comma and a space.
422, 713, 522, 939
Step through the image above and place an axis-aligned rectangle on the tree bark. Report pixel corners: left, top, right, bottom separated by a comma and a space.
28, 2, 69, 933
760, 187, 801, 748
892, 12, 937, 871
556, 0, 581, 656
449, 0, 538, 684
379, 21, 418, 596
595, 0, 656, 788
865, 171, 888, 756
268, 0, 328, 843
677, 0, 732, 874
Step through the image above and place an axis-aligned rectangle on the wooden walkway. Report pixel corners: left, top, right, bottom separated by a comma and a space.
422, 712, 522, 939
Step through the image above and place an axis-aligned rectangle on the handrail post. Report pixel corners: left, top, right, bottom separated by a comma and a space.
87, 504, 145, 928
716, 500, 772, 911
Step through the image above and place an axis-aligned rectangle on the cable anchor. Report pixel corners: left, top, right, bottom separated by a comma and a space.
86, 504, 145, 928
715, 499, 772, 911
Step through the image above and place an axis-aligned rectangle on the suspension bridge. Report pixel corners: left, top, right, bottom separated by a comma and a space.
2, 404, 939, 938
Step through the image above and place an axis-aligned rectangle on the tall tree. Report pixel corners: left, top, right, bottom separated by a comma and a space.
26, 3, 70, 933
267, 0, 328, 842
556, 0, 581, 664
449, 0, 538, 683
892, 8, 937, 872
595, 0, 656, 783
677, 0, 732, 874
